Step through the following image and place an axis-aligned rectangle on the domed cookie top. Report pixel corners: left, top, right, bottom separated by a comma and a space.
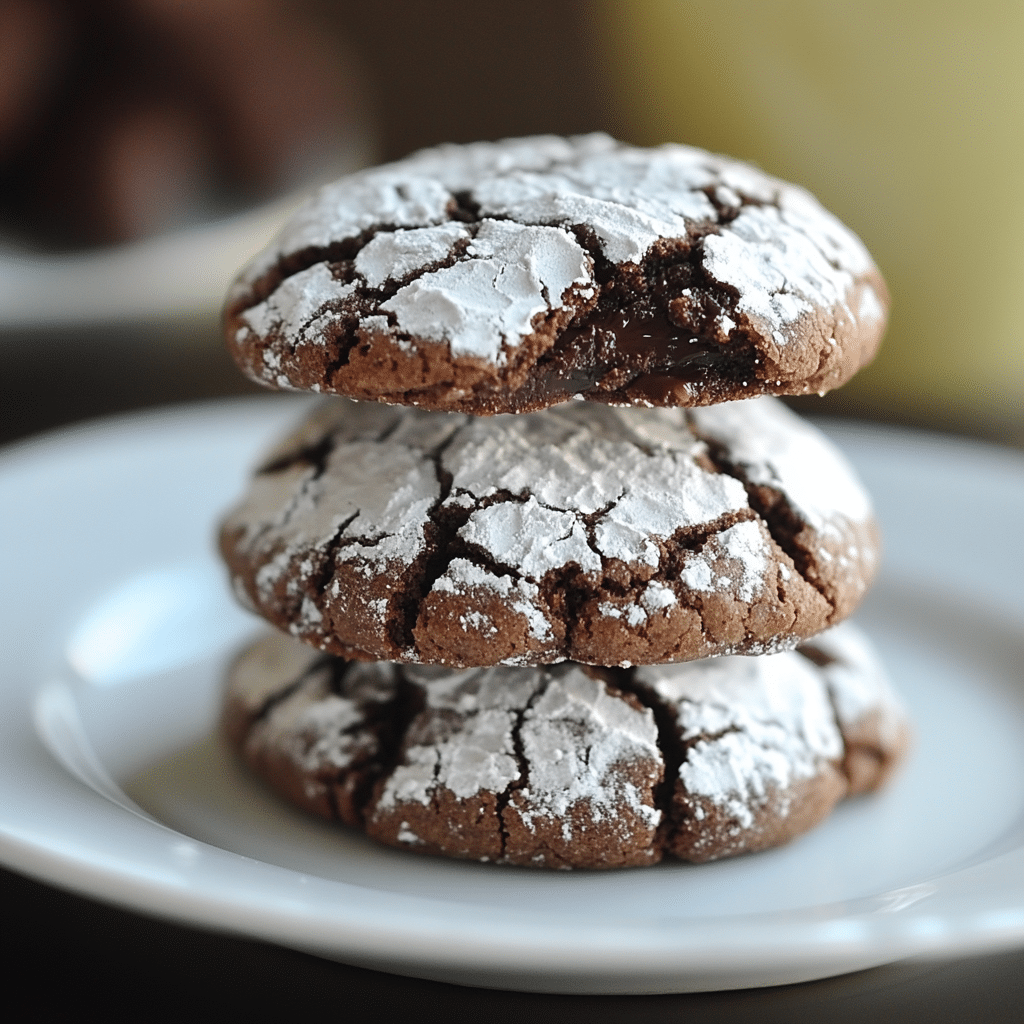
223, 621, 909, 867
219, 396, 878, 667
225, 134, 888, 414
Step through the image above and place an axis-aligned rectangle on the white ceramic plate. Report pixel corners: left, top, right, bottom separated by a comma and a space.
2, 399, 1023, 995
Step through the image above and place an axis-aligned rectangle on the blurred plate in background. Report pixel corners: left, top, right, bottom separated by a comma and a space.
0, 198, 295, 330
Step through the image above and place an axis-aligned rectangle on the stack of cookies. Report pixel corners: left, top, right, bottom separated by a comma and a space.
217, 135, 909, 868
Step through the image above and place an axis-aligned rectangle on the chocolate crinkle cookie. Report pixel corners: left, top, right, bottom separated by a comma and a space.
223, 622, 909, 868
219, 396, 878, 667
224, 134, 888, 415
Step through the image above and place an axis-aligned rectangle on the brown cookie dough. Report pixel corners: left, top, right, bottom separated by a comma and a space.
224, 134, 887, 415
223, 621, 909, 867
219, 396, 878, 667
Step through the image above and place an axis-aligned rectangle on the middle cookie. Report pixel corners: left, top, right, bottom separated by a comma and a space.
220, 396, 878, 667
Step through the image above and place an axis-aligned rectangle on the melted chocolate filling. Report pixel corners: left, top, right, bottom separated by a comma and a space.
508, 304, 760, 411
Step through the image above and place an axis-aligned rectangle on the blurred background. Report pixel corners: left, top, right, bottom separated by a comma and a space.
2, 0, 1023, 447
5, 3, 1024, 1015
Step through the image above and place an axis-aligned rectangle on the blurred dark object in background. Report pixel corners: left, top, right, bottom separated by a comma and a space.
0, 320, 261, 448
320, 0, 613, 161
0, 0, 368, 248
0, 0, 609, 251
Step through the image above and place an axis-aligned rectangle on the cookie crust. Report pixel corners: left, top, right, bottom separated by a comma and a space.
225, 135, 887, 415
223, 622, 909, 867
219, 397, 878, 668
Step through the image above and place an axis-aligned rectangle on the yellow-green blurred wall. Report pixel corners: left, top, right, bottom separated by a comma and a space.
597, 0, 1024, 429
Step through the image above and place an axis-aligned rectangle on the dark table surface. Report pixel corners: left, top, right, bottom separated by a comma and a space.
3, 324, 1022, 1022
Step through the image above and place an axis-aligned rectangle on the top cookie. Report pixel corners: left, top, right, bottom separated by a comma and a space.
225, 134, 887, 415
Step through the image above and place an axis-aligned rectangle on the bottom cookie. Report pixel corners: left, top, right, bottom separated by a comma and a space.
223, 622, 909, 868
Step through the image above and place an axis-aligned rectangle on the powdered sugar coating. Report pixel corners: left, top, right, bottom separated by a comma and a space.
354, 223, 470, 290
678, 520, 770, 603
369, 661, 665, 868
458, 497, 601, 578
428, 559, 553, 646
220, 397, 877, 666
240, 264, 355, 357
700, 199, 878, 340
375, 664, 660, 831
379, 220, 593, 362
230, 648, 398, 777
376, 665, 537, 807
803, 622, 908, 753
634, 652, 843, 830
250, 667, 367, 773
688, 398, 873, 530
513, 667, 661, 832
225, 134, 887, 413
224, 638, 401, 821
688, 398, 879, 623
